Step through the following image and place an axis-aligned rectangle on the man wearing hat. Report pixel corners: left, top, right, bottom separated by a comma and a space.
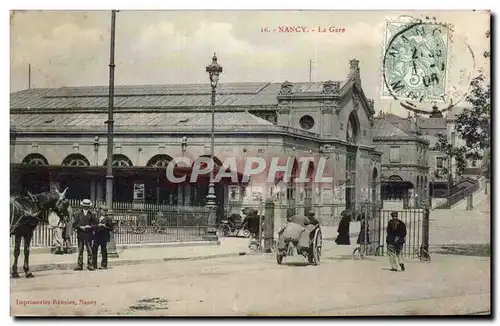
92, 205, 114, 269
72, 199, 97, 271
386, 211, 407, 271
307, 210, 319, 226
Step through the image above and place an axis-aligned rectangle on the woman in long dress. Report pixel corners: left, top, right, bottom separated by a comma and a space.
335, 210, 352, 245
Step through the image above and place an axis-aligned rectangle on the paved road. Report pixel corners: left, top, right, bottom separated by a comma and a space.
11, 253, 490, 316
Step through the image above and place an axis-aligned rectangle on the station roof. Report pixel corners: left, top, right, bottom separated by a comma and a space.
373, 117, 429, 145
10, 111, 275, 129
10, 81, 344, 111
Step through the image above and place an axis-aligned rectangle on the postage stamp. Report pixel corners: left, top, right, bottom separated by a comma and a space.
382, 17, 450, 102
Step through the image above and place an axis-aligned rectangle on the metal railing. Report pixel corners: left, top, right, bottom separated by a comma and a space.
13, 200, 211, 248
370, 208, 423, 258
436, 181, 480, 209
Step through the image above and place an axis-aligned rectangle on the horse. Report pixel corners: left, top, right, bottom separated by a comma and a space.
10, 187, 71, 278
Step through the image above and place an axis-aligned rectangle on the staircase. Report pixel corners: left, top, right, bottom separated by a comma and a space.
435, 177, 484, 209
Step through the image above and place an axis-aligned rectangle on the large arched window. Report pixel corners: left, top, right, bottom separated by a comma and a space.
196, 155, 223, 169
346, 111, 359, 144
22, 153, 49, 166
61, 153, 90, 166
103, 154, 133, 167
146, 154, 174, 167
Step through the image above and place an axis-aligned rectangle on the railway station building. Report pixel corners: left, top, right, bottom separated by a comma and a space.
10, 59, 382, 221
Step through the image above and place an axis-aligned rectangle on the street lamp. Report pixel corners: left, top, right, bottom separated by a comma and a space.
205, 53, 223, 239
105, 10, 118, 258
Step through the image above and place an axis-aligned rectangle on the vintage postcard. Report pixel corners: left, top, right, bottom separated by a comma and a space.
9, 9, 491, 316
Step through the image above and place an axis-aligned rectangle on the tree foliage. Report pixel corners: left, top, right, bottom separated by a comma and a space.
435, 134, 467, 177
436, 30, 490, 178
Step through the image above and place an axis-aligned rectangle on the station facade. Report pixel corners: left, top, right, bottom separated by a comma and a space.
10, 59, 382, 220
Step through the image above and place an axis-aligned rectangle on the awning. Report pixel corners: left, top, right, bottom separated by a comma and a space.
10, 164, 246, 185
381, 180, 414, 189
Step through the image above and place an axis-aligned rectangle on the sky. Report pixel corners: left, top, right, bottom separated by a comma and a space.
10, 10, 490, 116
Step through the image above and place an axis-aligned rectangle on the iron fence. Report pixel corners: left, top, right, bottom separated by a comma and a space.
224, 202, 423, 258
12, 201, 211, 248
366, 208, 423, 258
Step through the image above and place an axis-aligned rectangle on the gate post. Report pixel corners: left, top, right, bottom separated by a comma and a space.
420, 207, 430, 262
263, 200, 275, 252
466, 194, 473, 210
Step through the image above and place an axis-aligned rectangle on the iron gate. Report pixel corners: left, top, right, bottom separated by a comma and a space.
360, 203, 424, 258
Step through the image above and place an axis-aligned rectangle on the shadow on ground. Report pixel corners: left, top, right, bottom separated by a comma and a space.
433, 244, 491, 257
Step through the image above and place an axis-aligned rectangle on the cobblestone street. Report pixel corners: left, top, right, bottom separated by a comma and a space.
11, 251, 490, 316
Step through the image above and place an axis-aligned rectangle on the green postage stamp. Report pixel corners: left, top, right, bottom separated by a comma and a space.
382, 18, 450, 102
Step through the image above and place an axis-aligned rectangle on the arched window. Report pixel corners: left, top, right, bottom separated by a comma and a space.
346, 112, 359, 144
147, 155, 174, 167
61, 154, 90, 166
197, 155, 223, 169
22, 153, 49, 166
103, 154, 133, 167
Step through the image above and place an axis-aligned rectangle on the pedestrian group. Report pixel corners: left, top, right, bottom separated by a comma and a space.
335, 209, 407, 272
70, 199, 114, 271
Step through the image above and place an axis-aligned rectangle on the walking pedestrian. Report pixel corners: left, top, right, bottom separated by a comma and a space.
356, 213, 370, 245
92, 205, 114, 270
72, 199, 97, 271
386, 211, 407, 272
335, 210, 351, 245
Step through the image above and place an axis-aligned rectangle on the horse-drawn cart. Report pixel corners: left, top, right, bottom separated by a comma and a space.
276, 224, 322, 266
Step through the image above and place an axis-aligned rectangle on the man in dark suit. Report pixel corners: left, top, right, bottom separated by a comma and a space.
92, 205, 114, 269
386, 211, 407, 272
72, 199, 97, 271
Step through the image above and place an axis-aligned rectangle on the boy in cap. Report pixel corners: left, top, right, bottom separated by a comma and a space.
386, 211, 407, 271
72, 199, 97, 271
92, 205, 114, 269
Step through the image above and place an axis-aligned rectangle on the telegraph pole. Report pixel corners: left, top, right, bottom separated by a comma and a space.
106, 10, 118, 258
28, 63, 31, 89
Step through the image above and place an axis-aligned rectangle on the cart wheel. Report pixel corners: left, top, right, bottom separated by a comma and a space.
216, 225, 230, 237
375, 245, 384, 256
352, 247, 362, 260
312, 229, 322, 266
277, 252, 284, 265
241, 228, 251, 238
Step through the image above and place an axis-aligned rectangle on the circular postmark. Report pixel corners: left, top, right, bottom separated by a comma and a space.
381, 16, 476, 110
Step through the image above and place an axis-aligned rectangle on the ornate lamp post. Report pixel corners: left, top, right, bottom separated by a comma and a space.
205, 53, 222, 240
106, 10, 119, 258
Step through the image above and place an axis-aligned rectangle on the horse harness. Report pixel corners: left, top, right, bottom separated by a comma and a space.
10, 195, 44, 235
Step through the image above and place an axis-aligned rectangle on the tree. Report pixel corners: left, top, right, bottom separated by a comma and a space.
436, 30, 490, 179
435, 133, 467, 176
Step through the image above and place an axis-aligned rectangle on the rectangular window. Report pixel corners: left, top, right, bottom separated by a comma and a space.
389, 146, 400, 163
436, 157, 444, 169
